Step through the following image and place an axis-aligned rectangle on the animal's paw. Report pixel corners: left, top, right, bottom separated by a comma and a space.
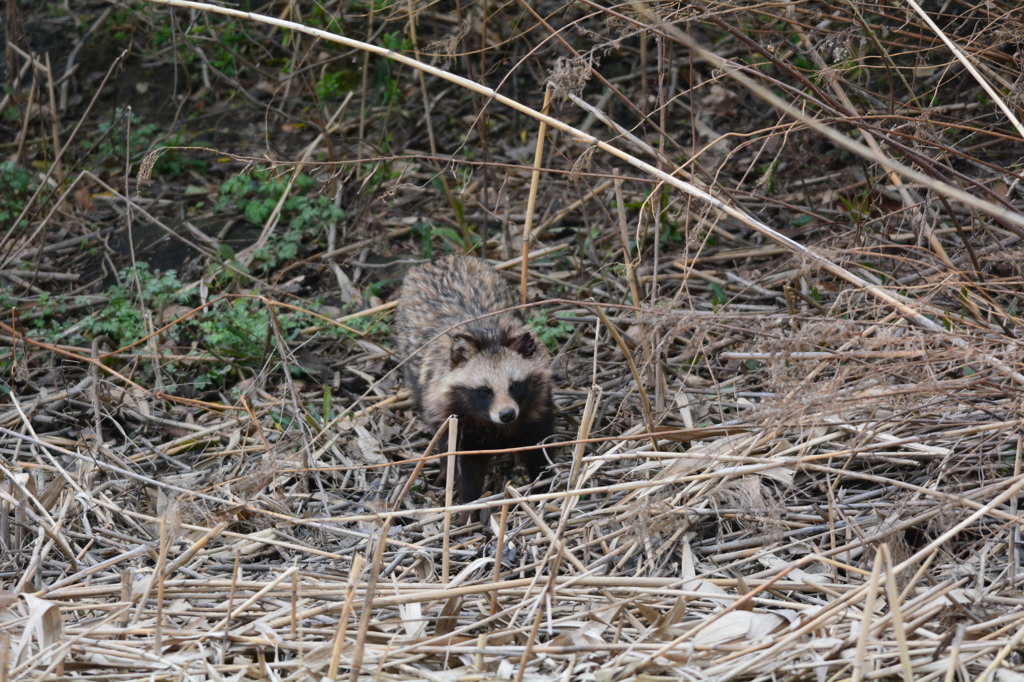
508, 463, 531, 487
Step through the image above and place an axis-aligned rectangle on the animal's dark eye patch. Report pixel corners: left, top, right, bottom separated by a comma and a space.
509, 381, 526, 400
475, 386, 494, 398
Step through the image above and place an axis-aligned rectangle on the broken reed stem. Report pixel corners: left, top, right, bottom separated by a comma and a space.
290, 565, 298, 639
14, 65, 34, 164
520, 84, 551, 305
43, 54, 61, 181
852, 548, 883, 682
489, 500, 510, 617
515, 476, 583, 682
570, 387, 599, 488
153, 514, 167, 656
349, 527, 389, 682
0, 632, 7, 682
328, 554, 363, 681
1011, 428, 1023, 592
613, 170, 642, 309
944, 625, 965, 682
443, 416, 458, 584
166, 521, 228, 574
720, 350, 928, 360
118, 569, 131, 634
515, 601, 545, 682
355, 0, 372, 181
329, 354, 458, 678
880, 545, 914, 682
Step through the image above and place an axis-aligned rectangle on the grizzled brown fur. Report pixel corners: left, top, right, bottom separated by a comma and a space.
394, 255, 555, 507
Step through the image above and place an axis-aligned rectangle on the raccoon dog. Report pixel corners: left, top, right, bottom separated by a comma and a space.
394, 254, 555, 507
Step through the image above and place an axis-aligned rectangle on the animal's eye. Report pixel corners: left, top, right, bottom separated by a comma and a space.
477, 386, 493, 397
509, 381, 523, 394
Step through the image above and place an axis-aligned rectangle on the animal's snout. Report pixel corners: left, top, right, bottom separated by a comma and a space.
499, 408, 518, 424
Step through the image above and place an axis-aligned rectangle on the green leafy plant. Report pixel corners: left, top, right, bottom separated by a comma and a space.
409, 222, 477, 257
528, 312, 574, 352
200, 297, 269, 359
839, 187, 875, 228
25, 292, 72, 341
88, 107, 161, 166
215, 168, 344, 271
708, 281, 728, 308
0, 161, 33, 229
79, 264, 186, 348
150, 130, 209, 178
790, 213, 814, 228
345, 309, 392, 338
316, 70, 359, 101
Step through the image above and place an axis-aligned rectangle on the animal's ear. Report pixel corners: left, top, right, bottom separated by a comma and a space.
450, 332, 480, 367
506, 330, 537, 358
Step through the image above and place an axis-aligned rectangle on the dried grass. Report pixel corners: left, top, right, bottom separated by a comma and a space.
3, 0, 1024, 680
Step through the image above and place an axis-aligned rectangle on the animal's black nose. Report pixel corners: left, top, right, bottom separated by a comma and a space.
499, 408, 517, 424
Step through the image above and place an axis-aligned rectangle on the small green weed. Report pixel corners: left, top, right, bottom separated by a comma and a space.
839, 188, 874, 227
80, 264, 186, 348
215, 168, 344, 271
410, 222, 476, 257
0, 161, 34, 229
200, 298, 269, 359
150, 130, 209, 179
528, 311, 574, 352
88, 107, 161, 167
708, 281, 728, 308
316, 70, 359, 101
374, 32, 412, 105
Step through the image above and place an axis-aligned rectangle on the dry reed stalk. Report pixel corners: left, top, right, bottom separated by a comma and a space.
43, 54, 60, 181
520, 85, 552, 305
443, 416, 457, 584
901, 0, 1024, 139
327, 554, 363, 681
880, 544, 914, 682
349, 527, 387, 682
569, 387, 599, 487
854, 550, 884, 682
1013, 430, 1024, 591
613, 170, 643, 310
489, 500, 510, 617
153, 514, 168, 655
408, 9, 473, 252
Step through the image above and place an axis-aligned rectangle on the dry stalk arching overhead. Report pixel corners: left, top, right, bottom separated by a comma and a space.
142, 0, 1024, 387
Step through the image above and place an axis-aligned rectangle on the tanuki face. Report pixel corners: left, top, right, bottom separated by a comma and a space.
444, 330, 544, 428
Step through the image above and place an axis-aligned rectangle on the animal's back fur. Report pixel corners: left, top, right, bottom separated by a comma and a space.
393, 254, 555, 505
395, 255, 528, 419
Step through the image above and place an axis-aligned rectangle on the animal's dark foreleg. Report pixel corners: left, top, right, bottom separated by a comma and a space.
456, 454, 491, 505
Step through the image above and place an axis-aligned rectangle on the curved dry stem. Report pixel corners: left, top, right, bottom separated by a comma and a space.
138, 3, 1024, 342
